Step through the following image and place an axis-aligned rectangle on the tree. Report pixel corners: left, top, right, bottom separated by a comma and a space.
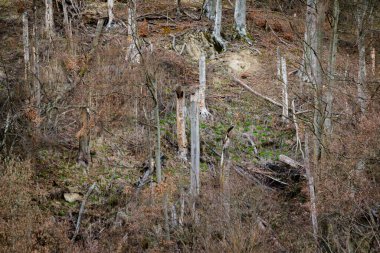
45, 0, 55, 39
234, 0, 251, 44
204, 0, 216, 20
198, 54, 211, 118
212, 0, 226, 51
22, 12, 30, 85
190, 91, 200, 196
325, 0, 340, 134
106, 0, 114, 29
305, 0, 324, 160
176, 86, 187, 160
356, 0, 373, 113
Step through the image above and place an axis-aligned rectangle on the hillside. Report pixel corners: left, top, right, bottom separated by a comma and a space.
0, 0, 379, 252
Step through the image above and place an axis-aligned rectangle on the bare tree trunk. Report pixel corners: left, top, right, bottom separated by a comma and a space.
163, 194, 170, 240
212, 0, 226, 51
277, 48, 288, 123
154, 82, 162, 183
126, 1, 140, 64
62, 0, 73, 51
190, 91, 200, 197
23, 12, 30, 85
204, 0, 216, 20
306, 0, 323, 161
176, 86, 187, 160
77, 108, 91, 170
179, 187, 185, 226
45, 0, 55, 39
32, 8, 41, 117
305, 132, 318, 244
220, 126, 233, 221
199, 54, 211, 118
325, 0, 340, 134
292, 100, 304, 158
234, 0, 251, 44
106, 0, 114, 29
356, 0, 369, 113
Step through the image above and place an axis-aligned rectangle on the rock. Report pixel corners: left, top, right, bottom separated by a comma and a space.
63, 192, 82, 203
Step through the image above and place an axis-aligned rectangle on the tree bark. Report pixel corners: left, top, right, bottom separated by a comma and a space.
220, 126, 233, 221
325, 0, 340, 134
277, 48, 289, 123
126, 1, 140, 64
190, 91, 200, 196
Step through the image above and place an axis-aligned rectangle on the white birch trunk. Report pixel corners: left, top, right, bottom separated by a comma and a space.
22, 12, 30, 84
325, 0, 340, 134
190, 91, 200, 197
199, 54, 211, 118
45, 0, 54, 39
204, 0, 216, 20
212, 0, 226, 51
106, 0, 115, 29
234, 0, 248, 39
176, 87, 187, 160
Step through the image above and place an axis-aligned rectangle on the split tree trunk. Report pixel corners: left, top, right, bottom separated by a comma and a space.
325, 0, 340, 134
106, 0, 114, 29
190, 91, 200, 196
176, 86, 187, 160
199, 54, 211, 118
212, 0, 226, 51
45, 0, 55, 39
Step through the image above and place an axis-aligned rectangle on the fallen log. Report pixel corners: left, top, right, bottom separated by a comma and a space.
279, 155, 304, 170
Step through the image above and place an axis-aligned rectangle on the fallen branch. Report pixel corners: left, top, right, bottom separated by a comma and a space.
72, 182, 97, 241
279, 154, 304, 170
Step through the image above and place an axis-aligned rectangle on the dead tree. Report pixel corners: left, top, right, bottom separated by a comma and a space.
220, 126, 234, 221
176, 86, 187, 160
325, 0, 340, 134
199, 54, 211, 118
77, 108, 91, 170
304, 132, 318, 244
277, 48, 288, 123
212, 0, 226, 51
190, 91, 200, 196
45, 0, 55, 39
62, 0, 73, 51
154, 80, 162, 183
